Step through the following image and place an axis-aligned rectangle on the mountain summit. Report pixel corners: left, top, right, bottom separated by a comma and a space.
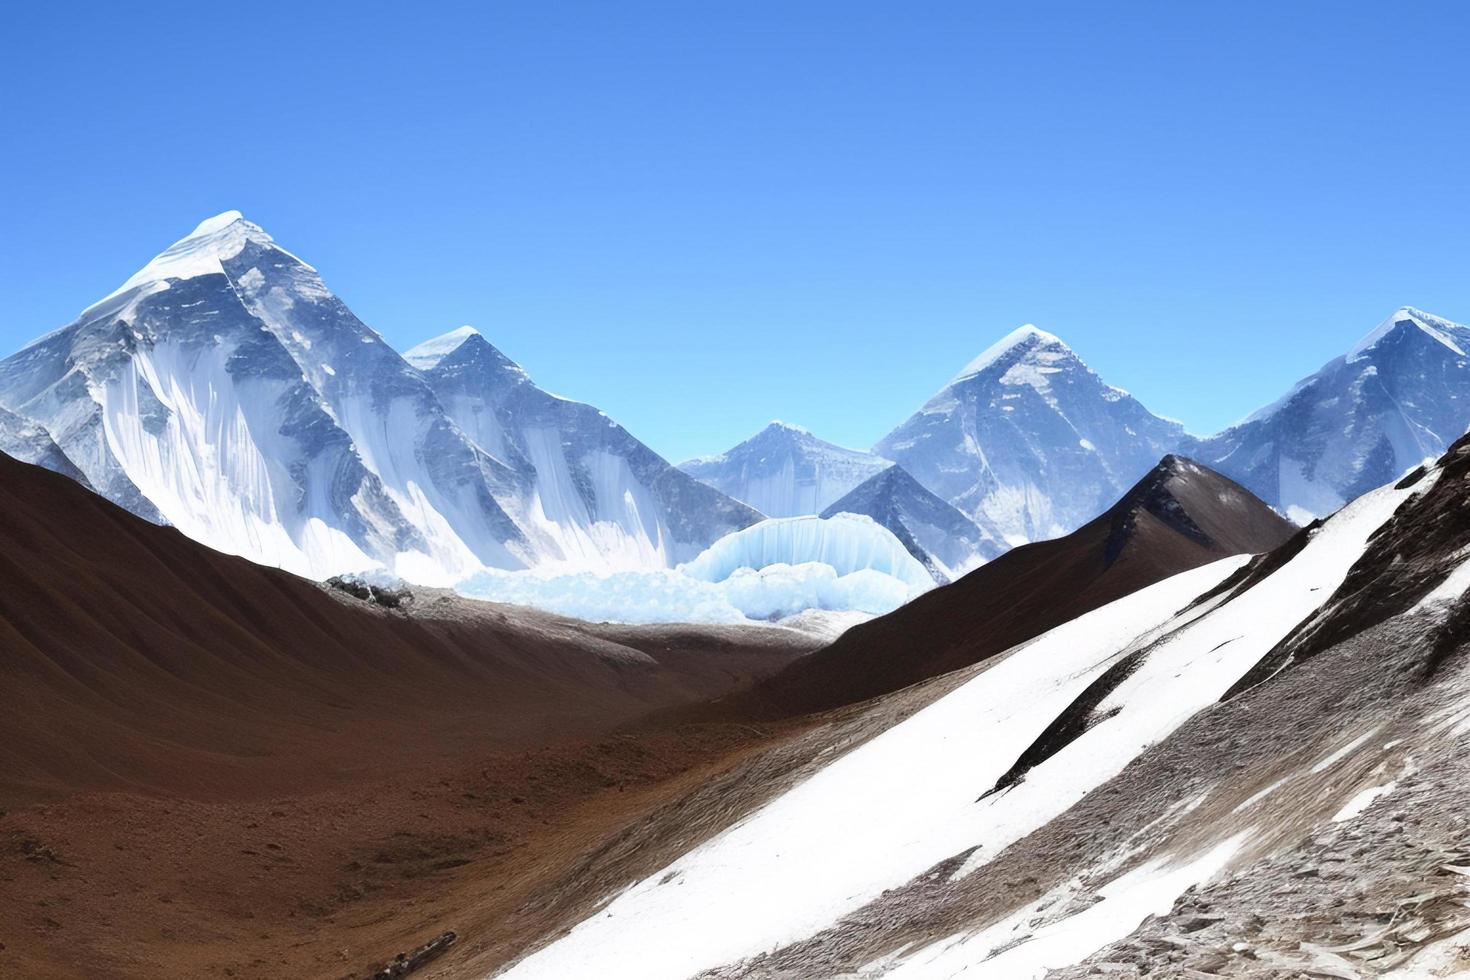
876, 326, 1187, 546
679, 421, 890, 517
820, 465, 1002, 580
1191, 306, 1470, 523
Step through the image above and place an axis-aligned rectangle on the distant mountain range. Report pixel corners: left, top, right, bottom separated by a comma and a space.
684, 307, 1470, 571
679, 421, 891, 518
2, 211, 1466, 586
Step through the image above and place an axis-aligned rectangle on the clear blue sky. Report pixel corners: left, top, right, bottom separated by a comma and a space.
3, 1, 1467, 462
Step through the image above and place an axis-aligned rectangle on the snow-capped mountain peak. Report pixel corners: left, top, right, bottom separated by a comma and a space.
83, 210, 296, 319
680, 422, 892, 518
1191, 306, 1470, 523
1346, 306, 1468, 362
878, 324, 1185, 545
403, 324, 487, 370
949, 323, 1068, 384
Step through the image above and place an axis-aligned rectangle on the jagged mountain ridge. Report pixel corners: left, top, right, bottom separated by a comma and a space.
0, 405, 91, 489
682, 310, 1470, 560
1188, 306, 1470, 523
409, 326, 761, 568
0, 212, 758, 582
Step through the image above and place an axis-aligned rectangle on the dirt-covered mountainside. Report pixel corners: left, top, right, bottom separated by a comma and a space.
744, 455, 1295, 718
0, 449, 817, 978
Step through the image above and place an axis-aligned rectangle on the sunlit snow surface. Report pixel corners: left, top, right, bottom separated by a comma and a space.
456, 514, 933, 625
496, 470, 1434, 980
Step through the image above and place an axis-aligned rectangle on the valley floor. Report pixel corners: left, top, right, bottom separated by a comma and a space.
0, 715, 808, 979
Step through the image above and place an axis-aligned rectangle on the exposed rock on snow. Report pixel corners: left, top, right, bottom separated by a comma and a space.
750, 455, 1295, 719
495, 438, 1452, 980
680, 421, 892, 518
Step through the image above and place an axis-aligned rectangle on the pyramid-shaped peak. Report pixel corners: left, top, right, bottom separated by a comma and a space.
950, 324, 1071, 384
81, 210, 291, 319
1348, 307, 1468, 361
403, 325, 493, 368
403, 326, 529, 384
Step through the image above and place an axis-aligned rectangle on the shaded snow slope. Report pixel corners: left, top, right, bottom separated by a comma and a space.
875, 327, 1186, 548
0, 214, 756, 582
819, 464, 1002, 580
496, 454, 1430, 980
0, 406, 90, 489
680, 422, 892, 518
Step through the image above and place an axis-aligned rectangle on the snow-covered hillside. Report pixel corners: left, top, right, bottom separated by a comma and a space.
497, 451, 1441, 979
1190, 307, 1470, 523
0, 212, 757, 583
875, 326, 1187, 547
680, 421, 892, 518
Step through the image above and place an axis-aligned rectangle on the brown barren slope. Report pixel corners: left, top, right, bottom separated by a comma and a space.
0, 451, 817, 978
741, 455, 1295, 718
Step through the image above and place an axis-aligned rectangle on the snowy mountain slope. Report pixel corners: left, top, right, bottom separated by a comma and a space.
496, 452, 1433, 979
679, 421, 892, 518
0, 229, 401, 575
410, 326, 760, 568
0, 213, 755, 582
818, 464, 1002, 581
1190, 307, 1470, 524
875, 325, 1187, 547
0, 406, 91, 489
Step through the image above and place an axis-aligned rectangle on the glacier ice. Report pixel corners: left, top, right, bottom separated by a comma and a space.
454, 514, 933, 625
454, 563, 915, 626
680, 514, 935, 590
